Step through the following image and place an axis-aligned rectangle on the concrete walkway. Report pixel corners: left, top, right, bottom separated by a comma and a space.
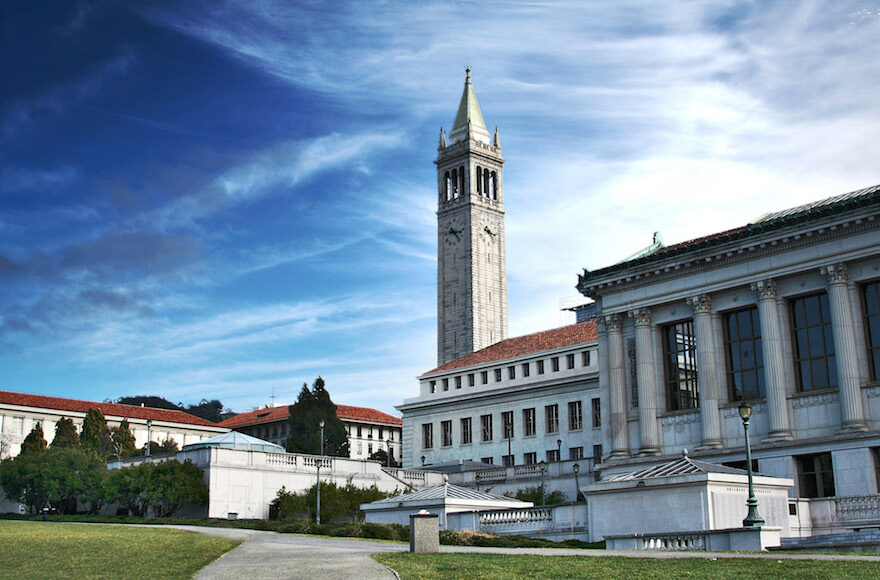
172, 525, 880, 580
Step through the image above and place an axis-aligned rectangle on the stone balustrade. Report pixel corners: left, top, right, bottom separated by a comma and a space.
640, 533, 706, 551
479, 507, 553, 529
835, 495, 880, 522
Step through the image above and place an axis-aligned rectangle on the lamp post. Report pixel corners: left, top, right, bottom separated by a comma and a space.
538, 460, 547, 506
316, 419, 325, 525
556, 439, 562, 461
475, 474, 482, 491
739, 402, 764, 527
386, 438, 392, 468
572, 462, 582, 502
421, 455, 426, 466
145, 420, 152, 457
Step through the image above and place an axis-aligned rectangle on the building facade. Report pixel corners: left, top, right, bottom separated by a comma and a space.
218, 403, 403, 463
0, 389, 227, 459
436, 68, 508, 365
578, 185, 880, 535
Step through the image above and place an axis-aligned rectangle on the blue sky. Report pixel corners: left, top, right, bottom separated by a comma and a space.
2, 1, 879, 415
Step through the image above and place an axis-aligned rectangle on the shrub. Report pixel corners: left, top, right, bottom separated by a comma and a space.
269, 479, 397, 522
504, 485, 567, 506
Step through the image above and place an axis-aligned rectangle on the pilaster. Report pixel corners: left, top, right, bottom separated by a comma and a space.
630, 308, 660, 455
751, 279, 793, 441
604, 314, 630, 458
688, 294, 722, 449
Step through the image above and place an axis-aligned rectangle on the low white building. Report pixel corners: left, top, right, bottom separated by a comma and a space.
0, 389, 228, 459
219, 403, 403, 463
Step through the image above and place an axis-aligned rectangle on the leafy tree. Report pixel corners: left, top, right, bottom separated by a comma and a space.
269, 479, 395, 522
110, 419, 138, 459
51, 417, 79, 448
148, 437, 179, 455
0, 447, 104, 514
367, 448, 400, 468
116, 395, 231, 423
80, 408, 114, 459
116, 395, 179, 410
105, 459, 207, 517
104, 462, 152, 516
286, 377, 349, 457
20, 423, 47, 456
184, 399, 225, 423
504, 486, 567, 506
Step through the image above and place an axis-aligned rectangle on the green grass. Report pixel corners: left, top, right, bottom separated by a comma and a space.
0, 520, 240, 579
372, 553, 880, 579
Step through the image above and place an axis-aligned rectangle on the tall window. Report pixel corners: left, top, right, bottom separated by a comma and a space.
545, 404, 559, 433
461, 418, 472, 444
568, 400, 583, 430
422, 423, 433, 449
592, 444, 603, 464
481, 370, 489, 384
522, 363, 530, 377
455, 376, 462, 389
508, 366, 516, 380
494, 368, 502, 382
523, 408, 536, 436
502, 411, 514, 439
441, 420, 452, 447
864, 281, 880, 381
724, 307, 765, 401
546, 449, 560, 462
537, 360, 545, 374
481, 414, 493, 442
523, 452, 537, 465
591, 398, 601, 428
468, 373, 475, 387
790, 293, 837, 392
664, 320, 699, 411
797, 452, 835, 498
551, 357, 560, 372
567, 353, 576, 369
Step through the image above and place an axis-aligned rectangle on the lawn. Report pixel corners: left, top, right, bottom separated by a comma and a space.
0, 520, 240, 579
373, 553, 880, 579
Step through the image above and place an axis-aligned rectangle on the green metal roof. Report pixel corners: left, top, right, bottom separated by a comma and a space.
452, 68, 487, 133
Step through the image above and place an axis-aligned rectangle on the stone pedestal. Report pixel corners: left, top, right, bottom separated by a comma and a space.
410, 512, 440, 553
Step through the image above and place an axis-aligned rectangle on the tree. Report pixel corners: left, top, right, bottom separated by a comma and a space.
157, 437, 179, 453
110, 419, 137, 459
116, 395, 179, 410
105, 459, 207, 517
185, 399, 225, 423
51, 417, 79, 448
116, 395, 231, 423
0, 447, 104, 514
368, 448, 400, 468
20, 423, 47, 456
286, 377, 349, 457
80, 408, 113, 459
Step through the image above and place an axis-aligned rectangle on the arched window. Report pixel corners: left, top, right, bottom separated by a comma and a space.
476, 166, 482, 194
490, 171, 497, 200
483, 170, 490, 197
444, 171, 452, 201
451, 168, 458, 198
459, 166, 465, 196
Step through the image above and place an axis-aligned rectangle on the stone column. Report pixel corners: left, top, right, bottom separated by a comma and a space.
751, 280, 792, 441
605, 314, 630, 458
688, 295, 722, 449
630, 308, 660, 455
821, 264, 868, 433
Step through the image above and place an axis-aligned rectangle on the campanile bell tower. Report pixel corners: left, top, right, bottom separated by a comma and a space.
436, 68, 508, 365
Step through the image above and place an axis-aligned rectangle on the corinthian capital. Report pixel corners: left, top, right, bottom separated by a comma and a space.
601, 314, 622, 333
629, 307, 652, 327
820, 263, 849, 285
687, 294, 712, 315
751, 279, 778, 301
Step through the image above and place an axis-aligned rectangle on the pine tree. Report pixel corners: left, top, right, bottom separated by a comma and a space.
20, 423, 47, 456
50, 417, 80, 448
286, 377, 350, 457
110, 419, 137, 459
80, 408, 113, 459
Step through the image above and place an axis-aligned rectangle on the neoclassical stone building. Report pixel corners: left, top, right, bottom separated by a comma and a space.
579, 185, 880, 534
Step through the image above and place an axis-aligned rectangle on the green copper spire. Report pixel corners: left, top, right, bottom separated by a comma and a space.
448, 67, 491, 145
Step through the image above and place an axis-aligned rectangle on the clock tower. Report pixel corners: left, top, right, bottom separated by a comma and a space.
436, 68, 508, 365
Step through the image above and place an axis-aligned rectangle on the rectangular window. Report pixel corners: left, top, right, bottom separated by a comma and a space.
494, 368, 502, 382
569, 446, 584, 460
523, 408, 536, 436
422, 423, 433, 449
368, 427, 373, 439
546, 449, 560, 463
797, 452, 835, 498
664, 320, 700, 411
481, 370, 489, 384
357, 442, 362, 454
368, 443, 373, 454
863, 281, 880, 381
591, 398, 601, 428
724, 307, 766, 401
537, 360, 545, 374
522, 363, 530, 377
429, 380, 436, 393
442, 378, 449, 391
441, 420, 452, 447
357, 426, 362, 437
481, 456, 493, 465
545, 404, 559, 433
582, 350, 591, 366
454, 376, 461, 389
502, 411, 514, 439
379, 428, 383, 439
461, 418, 472, 445
502, 454, 514, 467
552, 357, 560, 372
568, 400, 583, 430
790, 293, 837, 392
567, 353, 576, 369
508, 366, 516, 380
592, 444, 603, 464
523, 452, 537, 465
481, 414, 493, 442
468, 373, 475, 387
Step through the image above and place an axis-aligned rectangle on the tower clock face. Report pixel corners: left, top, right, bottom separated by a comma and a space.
444, 216, 465, 247
480, 216, 499, 242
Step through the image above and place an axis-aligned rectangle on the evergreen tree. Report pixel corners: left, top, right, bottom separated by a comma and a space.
110, 419, 137, 459
50, 417, 79, 448
80, 408, 113, 459
20, 423, 47, 456
286, 377, 350, 457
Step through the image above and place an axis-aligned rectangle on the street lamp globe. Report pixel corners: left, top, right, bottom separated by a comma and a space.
738, 402, 752, 421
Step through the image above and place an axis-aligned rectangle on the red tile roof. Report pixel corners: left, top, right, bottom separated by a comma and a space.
217, 403, 402, 429
0, 390, 222, 428
425, 320, 598, 375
